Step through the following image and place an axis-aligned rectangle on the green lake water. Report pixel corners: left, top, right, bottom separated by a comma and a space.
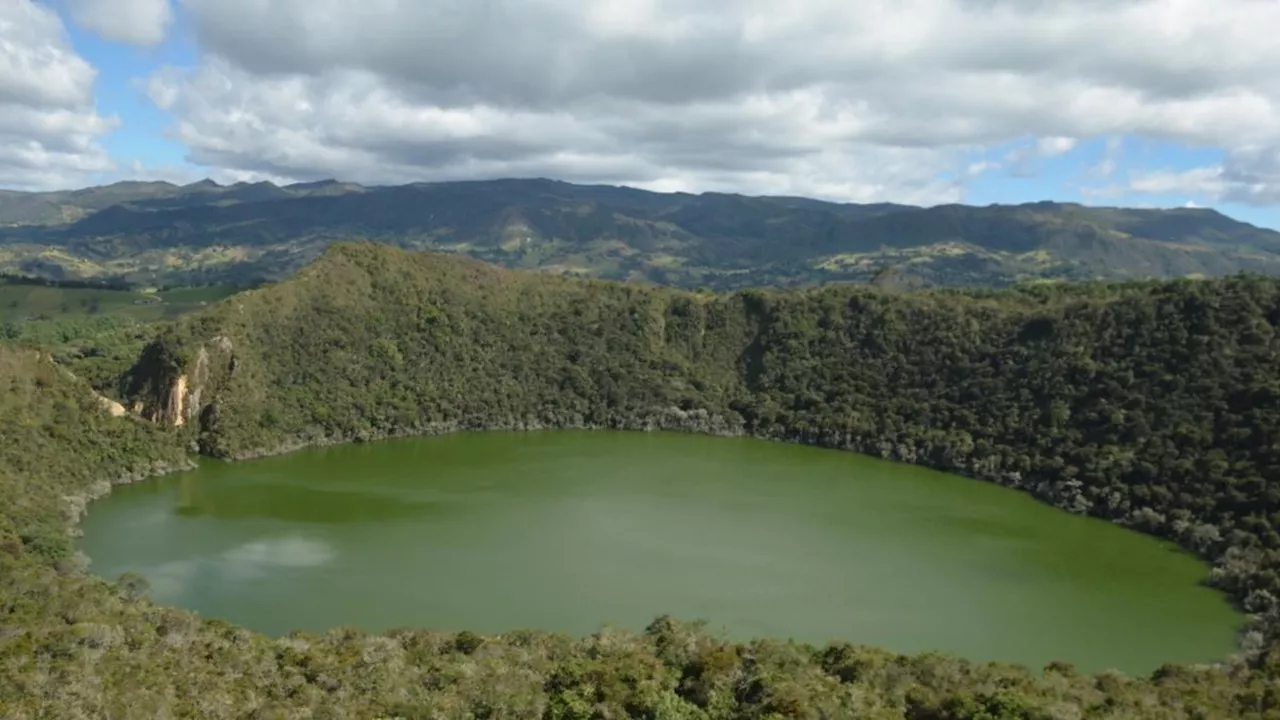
77, 430, 1242, 674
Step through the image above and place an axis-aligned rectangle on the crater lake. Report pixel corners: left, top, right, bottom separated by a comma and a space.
77, 430, 1243, 675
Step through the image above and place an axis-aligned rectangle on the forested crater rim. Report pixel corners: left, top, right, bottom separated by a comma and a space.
10, 250, 1280, 716
107, 245, 1280, 659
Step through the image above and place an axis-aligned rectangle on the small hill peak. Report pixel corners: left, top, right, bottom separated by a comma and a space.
182, 178, 221, 190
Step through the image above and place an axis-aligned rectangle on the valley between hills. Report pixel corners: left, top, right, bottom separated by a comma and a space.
3, 235, 1280, 717
3, 177, 1280, 291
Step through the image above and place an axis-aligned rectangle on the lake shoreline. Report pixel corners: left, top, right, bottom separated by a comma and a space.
78, 423, 1247, 676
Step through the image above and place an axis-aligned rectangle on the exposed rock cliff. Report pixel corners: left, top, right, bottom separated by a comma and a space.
124, 334, 236, 433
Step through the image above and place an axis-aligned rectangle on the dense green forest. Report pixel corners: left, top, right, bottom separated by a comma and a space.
125, 243, 1280, 654
8, 241, 1280, 716
0, 351, 1275, 720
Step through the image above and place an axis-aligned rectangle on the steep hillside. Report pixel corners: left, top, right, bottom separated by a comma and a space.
2, 177, 1278, 289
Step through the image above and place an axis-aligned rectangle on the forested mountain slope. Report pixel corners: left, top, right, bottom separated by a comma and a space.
7, 244, 1280, 716
127, 244, 1280, 647
3, 177, 1279, 289
4, 348, 1271, 720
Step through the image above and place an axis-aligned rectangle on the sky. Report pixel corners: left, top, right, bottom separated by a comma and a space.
6, 0, 1280, 230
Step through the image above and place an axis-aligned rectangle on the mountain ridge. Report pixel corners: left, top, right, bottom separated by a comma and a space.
2, 177, 1278, 290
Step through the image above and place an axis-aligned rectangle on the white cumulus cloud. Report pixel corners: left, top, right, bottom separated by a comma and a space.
66, 0, 172, 47
1124, 148, 1280, 207
135, 0, 1280, 204
1036, 137, 1078, 158
0, 0, 115, 190
0, 0, 1273, 205
1129, 166, 1227, 196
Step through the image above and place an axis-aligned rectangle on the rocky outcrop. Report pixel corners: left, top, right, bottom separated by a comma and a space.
160, 374, 189, 427
124, 334, 235, 430
97, 395, 126, 417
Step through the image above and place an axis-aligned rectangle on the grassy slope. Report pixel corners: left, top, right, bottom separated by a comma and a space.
0, 280, 238, 323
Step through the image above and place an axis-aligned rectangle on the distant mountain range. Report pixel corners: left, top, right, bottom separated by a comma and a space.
2, 177, 1279, 290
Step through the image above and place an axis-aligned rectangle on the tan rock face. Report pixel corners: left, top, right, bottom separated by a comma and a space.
166, 375, 188, 427
125, 336, 238, 428
138, 373, 190, 427
97, 395, 127, 417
